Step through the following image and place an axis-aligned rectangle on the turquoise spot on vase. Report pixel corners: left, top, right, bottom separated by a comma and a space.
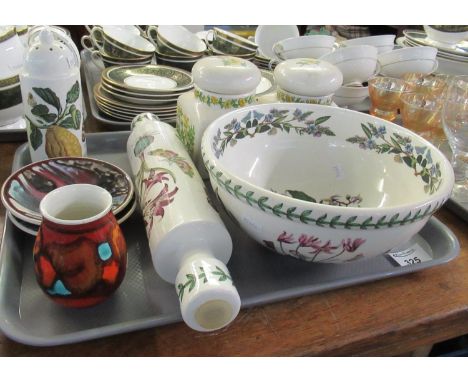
98, 242, 112, 261
48, 280, 72, 296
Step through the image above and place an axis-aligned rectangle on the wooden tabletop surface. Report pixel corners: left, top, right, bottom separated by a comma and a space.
0, 106, 467, 356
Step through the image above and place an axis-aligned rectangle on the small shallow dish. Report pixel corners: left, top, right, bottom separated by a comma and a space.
273, 35, 336, 60
378, 46, 439, 78
201, 103, 454, 263
1, 157, 134, 225
102, 65, 194, 94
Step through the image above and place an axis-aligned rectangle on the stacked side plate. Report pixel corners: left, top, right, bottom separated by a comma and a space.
94, 64, 194, 123
1, 157, 136, 236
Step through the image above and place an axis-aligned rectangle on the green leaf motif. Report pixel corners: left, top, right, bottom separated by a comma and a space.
360, 217, 373, 229
33, 87, 62, 114
31, 104, 49, 116
258, 196, 269, 211
316, 214, 328, 227
344, 216, 357, 229
66, 81, 80, 104
315, 116, 331, 125
28, 125, 42, 151
286, 190, 316, 202
186, 274, 196, 292
31, 104, 57, 123
58, 116, 76, 129
70, 105, 82, 130
330, 215, 341, 228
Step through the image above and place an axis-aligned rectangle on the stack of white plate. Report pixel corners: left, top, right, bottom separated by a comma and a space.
94, 64, 194, 123
397, 30, 468, 75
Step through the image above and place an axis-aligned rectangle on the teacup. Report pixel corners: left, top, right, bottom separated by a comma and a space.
147, 25, 206, 56
321, 45, 380, 85
91, 50, 153, 68
212, 33, 254, 56
211, 27, 258, 51
333, 83, 369, 107
273, 35, 336, 60
34, 184, 127, 308
342, 34, 396, 54
84, 26, 155, 59
378, 46, 438, 78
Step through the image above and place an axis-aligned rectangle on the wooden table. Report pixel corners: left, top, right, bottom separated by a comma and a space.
1, 110, 467, 356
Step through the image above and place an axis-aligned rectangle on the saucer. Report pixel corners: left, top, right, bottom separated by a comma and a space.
1, 157, 134, 225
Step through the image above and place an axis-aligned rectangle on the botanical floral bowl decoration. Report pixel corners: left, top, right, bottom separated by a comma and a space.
201, 103, 454, 263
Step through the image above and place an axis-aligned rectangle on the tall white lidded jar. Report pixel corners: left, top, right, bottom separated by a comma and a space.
20, 27, 86, 162
176, 56, 261, 178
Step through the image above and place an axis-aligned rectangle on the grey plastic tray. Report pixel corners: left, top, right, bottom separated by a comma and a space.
0, 118, 27, 142
0, 132, 460, 346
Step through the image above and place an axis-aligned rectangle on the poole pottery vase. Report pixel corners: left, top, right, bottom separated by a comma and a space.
127, 113, 240, 332
33, 184, 127, 308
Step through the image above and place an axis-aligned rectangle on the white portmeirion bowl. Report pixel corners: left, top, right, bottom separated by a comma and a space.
273, 35, 336, 60
321, 45, 379, 85
202, 103, 454, 263
378, 46, 438, 78
342, 34, 396, 54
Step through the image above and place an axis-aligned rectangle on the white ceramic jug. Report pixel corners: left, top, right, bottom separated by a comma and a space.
20, 27, 86, 162
127, 113, 241, 332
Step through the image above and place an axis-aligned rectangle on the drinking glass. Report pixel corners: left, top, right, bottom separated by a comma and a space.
368, 77, 412, 121
442, 75, 468, 202
403, 73, 447, 96
400, 92, 445, 147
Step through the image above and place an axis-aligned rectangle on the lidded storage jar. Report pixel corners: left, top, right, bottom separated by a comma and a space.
274, 58, 343, 105
176, 56, 261, 177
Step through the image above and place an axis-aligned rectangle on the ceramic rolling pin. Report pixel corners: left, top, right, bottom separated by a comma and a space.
127, 113, 240, 332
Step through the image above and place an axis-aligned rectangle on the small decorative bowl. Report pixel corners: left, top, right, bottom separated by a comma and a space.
321, 45, 379, 85
273, 35, 336, 60
342, 34, 396, 54
333, 84, 369, 107
378, 46, 439, 78
201, 103, 453, 263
